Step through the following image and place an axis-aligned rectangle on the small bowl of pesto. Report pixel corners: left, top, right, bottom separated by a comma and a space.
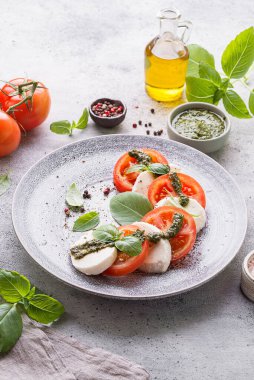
168, 102, 230, 153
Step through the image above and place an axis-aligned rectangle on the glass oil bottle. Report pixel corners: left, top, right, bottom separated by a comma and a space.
145, 8, 192, 102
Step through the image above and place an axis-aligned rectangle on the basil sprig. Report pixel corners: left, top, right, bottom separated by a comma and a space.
66, 183, 83, 208
126, 164, 147, 174
0, 173, 10, 196
126, 163, 170, 175
110, 192, 153, 225
115, 236, 142, 256
0, 269, 64, 353
148, 163, 170, 175
186, 27, 254, 119
73, 211, 100, 232
93, 224, 142, 256
93, 224, 122, 242
50, 108, 89, 136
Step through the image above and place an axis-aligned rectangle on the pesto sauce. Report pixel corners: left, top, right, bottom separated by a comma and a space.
170, 172, 189, 207
173, 109, 225, 140
160, 213, 184, 240
128, 149, 152, 166
70, 240, 115, 259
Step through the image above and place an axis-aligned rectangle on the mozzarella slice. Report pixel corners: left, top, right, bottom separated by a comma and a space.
132, 165, 182, 198
70, 230, 117, 275
132, 171, 155, 198
133, 222, 171, 273
156, 197, 206, 233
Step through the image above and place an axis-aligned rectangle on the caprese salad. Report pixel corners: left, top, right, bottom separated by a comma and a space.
70, 148, 206, 277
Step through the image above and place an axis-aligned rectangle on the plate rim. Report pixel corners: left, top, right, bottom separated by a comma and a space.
12, 134, 248, 300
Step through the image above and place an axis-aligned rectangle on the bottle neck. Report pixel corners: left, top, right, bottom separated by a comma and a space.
159, 19, 178, 40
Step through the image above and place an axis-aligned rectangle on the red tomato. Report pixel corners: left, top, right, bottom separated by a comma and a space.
0, 110, 21, 158
103, 224, 149, 276
113, 149, 168, 192
142, 206, 196, 263
0, 78, 51, 131
148, 173, 206, 208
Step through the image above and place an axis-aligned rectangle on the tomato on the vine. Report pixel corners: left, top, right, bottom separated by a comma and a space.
0, 78, 51, 131
0, 110, 21, 158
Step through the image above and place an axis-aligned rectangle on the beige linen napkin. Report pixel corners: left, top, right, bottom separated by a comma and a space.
0, 320, 149, 380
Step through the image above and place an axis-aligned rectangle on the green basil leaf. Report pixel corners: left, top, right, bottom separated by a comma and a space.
93, 224, 121, 242
221, 27, 254, 79
50, 120, 72, 135
0, 174, 10, 196
147, 163, 170, 175
223, 90, 252, 118
0, 303, 23, 353
115, 236, 142, 256
187, 44, 215, 77
199, 62, 221, 86
214, 79, 233, 104
25, 294, 64, 324
126, 164, 146, 174
0, 269, 30, 302
186, 77, 218, 103
221, 78, 233, 90
74, 108, 89, 130
110, 192, 153, 225
26, 286, 36, 300
73, 211, 99, 232
249, 90, 254, 115
66, 183, 83, 208
213, 89, 225, 104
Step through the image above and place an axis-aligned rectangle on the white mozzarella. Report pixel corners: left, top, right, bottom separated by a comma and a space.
132, 167, 181, 198
71, 230, 117, 275
132, 171, 155, 198
156, 197, 206, 233
133, 222, 171, 273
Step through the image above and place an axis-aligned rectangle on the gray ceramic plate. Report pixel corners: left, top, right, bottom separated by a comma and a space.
12, 135, 247, 299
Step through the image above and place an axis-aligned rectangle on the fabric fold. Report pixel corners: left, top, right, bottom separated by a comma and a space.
0, 320, 149, 380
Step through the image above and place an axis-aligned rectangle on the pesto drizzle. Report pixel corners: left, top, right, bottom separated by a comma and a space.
128, 149, 151, 166
146, 213, 184, 243
71, 240, 115, 259
70, 213, 184, 259
170, 172, 189, 207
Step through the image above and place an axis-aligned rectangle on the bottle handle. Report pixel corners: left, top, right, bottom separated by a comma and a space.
178, 21, 192, 43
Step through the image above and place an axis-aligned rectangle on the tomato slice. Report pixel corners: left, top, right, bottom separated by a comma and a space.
113, 149, 168, 192
142, 206, 196, 263
148, 173, 206, 208
103, 225, 149, 276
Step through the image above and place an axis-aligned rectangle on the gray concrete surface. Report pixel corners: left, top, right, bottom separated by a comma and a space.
1, 1, 254, 379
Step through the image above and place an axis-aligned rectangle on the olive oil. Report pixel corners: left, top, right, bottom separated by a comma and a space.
145, 8, 191, 102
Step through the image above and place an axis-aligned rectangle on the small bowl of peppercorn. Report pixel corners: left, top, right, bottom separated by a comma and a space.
89, 98, 127, 127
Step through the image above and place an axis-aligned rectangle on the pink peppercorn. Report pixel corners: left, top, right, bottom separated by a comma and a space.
92, 100, 124, 118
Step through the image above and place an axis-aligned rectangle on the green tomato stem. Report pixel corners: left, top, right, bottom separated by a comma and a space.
6, 81, 38, 114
